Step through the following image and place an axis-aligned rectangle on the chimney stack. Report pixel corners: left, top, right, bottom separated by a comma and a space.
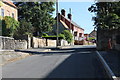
61, 9, 65, 16
68, 13, 72, 20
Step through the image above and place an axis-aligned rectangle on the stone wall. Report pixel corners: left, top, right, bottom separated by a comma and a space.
0, 36, 15, 50
31, 37, 69, 48
97, 29, 110, 50
14, 40, 27, 49
14, 35, 31, 49
115, 44, 120, 51
32, 37, 46, 48
97, 29, 120, 51
112, 31, 120, 51
61, 40, 70, 46
47, 39, 56, 47
32, 37, 56, 47
0, 36, 3, 49
0, 36, 27, 50
0, 36, 70, 50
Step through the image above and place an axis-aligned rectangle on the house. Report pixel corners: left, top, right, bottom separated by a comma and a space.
89, 30, 96, 38
52, 9, 84, 45
88, 30, 96, 43
0, 0, 18, 20
84, 34, 89, 41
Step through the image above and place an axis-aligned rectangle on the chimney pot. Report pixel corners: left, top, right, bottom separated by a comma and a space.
61, 9, 65, 16
68, 13, 72, 20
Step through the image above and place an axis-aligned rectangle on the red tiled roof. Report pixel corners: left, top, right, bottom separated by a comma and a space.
2, 0, 17, 8
60, 15, 84, 31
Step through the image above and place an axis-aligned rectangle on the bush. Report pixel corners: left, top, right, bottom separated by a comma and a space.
42, 34, 65, 40
89, 37, 96, 40
2, 16, 19, 37
58, 33, 65, 39
0, 19, 2, 36
42, 33, 48, 37
61, 30, 73, 43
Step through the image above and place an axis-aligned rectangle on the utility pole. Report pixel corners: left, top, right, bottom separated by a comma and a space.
69, 8, 73, 45
69, 8, 72, 32
56, 0, 59, 47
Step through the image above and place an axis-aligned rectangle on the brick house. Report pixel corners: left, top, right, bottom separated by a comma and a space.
0, 0, 18, 20
84, 34, 89, 41
52, 9, 84, 45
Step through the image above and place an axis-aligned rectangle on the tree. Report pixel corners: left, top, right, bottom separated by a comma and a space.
2, 16, 19, 37
0, 1, 3, 7
88, 1, 120, 30
14, 2, 55, 36
14, 19, 34, 37
61, 30, 73, 43
0, 18, 2, 36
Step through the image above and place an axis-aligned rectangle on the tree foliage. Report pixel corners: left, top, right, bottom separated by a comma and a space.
61, 30, 73, 43
0, 1, 3, 7
14, 19, 34, 37
2, 16, 19, 37
58, 33, 65, 40
0, 18, 2, 36
14, 2, 55, 36
88, 1, 120, 30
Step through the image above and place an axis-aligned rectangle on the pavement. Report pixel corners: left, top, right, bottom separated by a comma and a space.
1, 48, 51, 66
97, 50, 120, 80
1, 50, 30, 66
2, 45, 110, 80
15, 48, 51, 54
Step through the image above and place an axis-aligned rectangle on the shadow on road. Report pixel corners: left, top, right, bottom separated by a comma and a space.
101, 50, 120, 78
2, 47, 112, 80
40, 48, 110, 80
15, 47, 97, 55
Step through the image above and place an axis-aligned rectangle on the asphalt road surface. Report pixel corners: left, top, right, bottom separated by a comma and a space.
2, 45, 110, 80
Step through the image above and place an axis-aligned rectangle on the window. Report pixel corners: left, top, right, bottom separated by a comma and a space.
12, 13, 14, 18
79, 33, 82, 37
74, 32, 77, 36
1, 9, 4, 17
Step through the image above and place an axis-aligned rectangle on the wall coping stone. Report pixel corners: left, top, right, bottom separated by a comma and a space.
0, 36, 14, 39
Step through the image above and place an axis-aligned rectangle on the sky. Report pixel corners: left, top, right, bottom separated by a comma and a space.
53, 2, 95, 34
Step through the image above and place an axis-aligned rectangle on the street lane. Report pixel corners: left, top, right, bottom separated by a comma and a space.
2, 46, 110, 79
